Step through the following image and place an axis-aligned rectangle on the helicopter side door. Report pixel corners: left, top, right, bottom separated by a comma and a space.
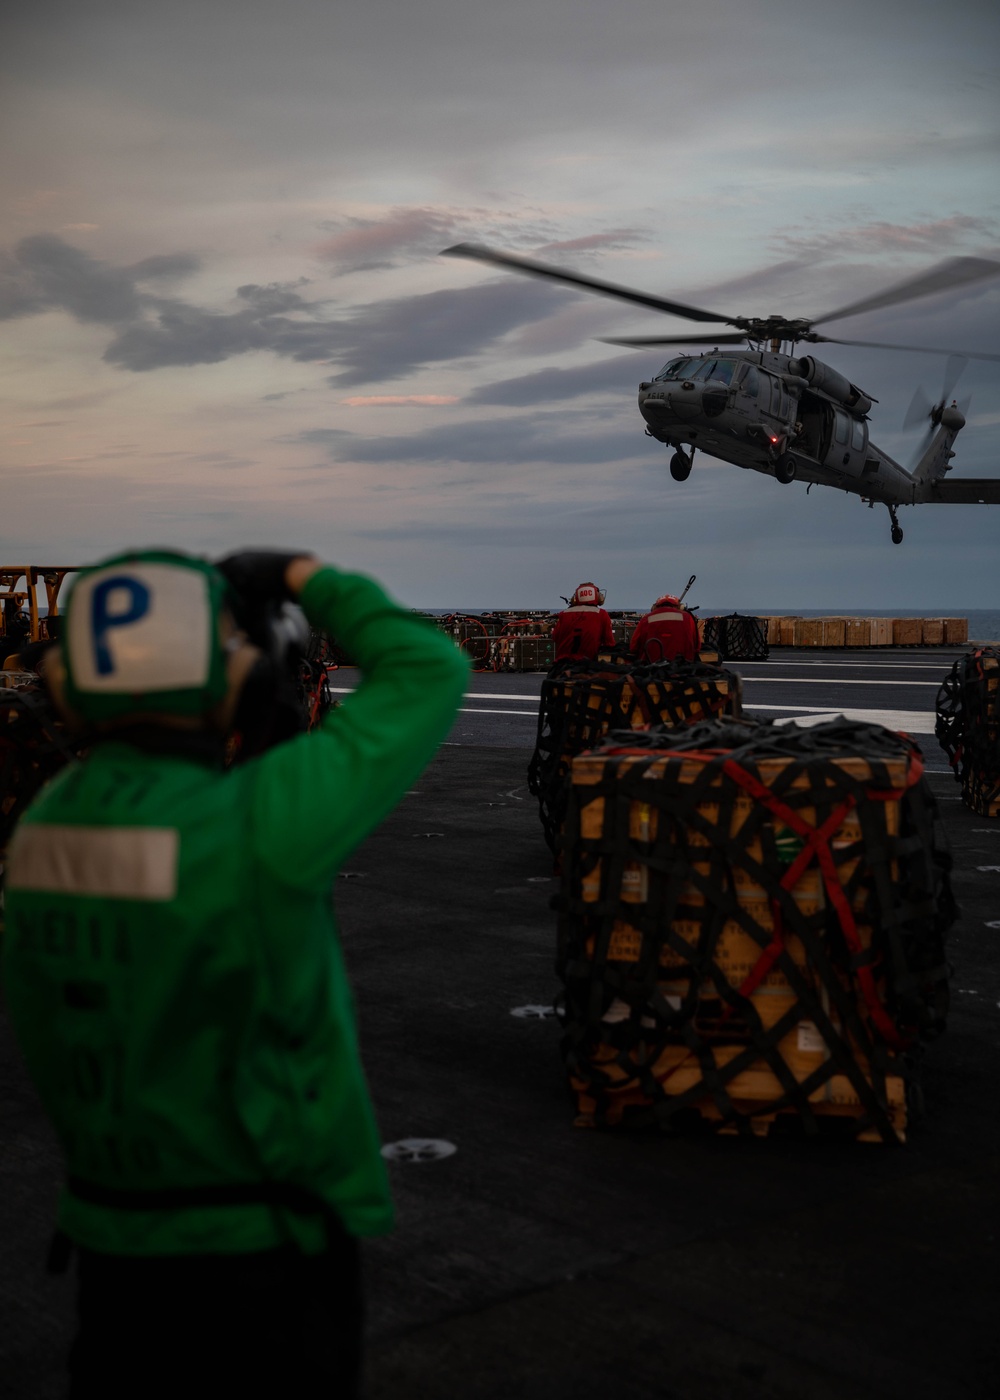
758, 371, 792, 435
822, 407, 867, 478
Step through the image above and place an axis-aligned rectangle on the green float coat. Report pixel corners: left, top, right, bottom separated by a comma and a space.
3, 566, 467, 1255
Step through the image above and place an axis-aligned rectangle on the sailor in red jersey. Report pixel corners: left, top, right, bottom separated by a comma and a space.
630, 593, 699, 662
551, 582, 614, 661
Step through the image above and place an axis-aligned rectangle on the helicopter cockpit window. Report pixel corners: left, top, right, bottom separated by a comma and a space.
851, 418, 867, 451
653, 358, 688, 382
708, 359, 735, 384
652, 357, 736, 384
834, 410, 850, 446
742, 366, 759, 397
688, 359, 736, 383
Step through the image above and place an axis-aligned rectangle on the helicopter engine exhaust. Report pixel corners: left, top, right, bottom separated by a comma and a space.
788, 357, 873, 414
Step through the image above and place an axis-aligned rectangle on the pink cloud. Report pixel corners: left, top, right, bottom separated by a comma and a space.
314, 208, 461, 267
538, 230, 644, 255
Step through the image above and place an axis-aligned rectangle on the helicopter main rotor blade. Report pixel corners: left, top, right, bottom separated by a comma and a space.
441, 243, 735, 326
940, 353, 968, 404
902, 386, 933, 431
600, 332, 749, 348
808, 335, 1000, 363
811, 256, 1000, 328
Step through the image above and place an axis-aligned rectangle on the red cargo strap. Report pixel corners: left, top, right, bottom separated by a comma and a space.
598, 742, 925, 1049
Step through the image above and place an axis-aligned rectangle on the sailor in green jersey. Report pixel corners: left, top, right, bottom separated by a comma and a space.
2, 548, 467, 1398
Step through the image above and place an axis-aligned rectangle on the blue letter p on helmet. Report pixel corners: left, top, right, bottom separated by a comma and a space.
61, 550, 232, 725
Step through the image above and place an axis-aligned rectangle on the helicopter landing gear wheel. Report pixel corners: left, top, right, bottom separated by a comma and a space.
669, 450, 692, 482
887, 504, 903, 545
774, 454, 797, 485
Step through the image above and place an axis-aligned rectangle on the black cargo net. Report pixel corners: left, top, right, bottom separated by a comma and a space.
528, 657, 741, 853
555, 716, 954, 1144
701, 614, 769, 661
1, 688, 83, 884
935, 647, 1000, 817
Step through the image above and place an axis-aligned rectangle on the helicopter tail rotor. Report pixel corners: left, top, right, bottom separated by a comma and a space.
902, 353, 969, 436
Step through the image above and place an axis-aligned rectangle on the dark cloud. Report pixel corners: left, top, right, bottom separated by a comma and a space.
467, 353, 653, 405
322, 280, 570, 387
126, 253, 202, 282
101, 278, 568, 379
0, 234, 570, 383
291, 413, 647, 465
0, 234, 140, 322
236, 281, 314, 314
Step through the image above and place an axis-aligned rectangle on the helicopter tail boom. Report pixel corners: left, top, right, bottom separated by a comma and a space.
916, 477, 1000, 504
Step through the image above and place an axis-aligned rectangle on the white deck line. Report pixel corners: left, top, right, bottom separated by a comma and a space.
736, 660, 952, 670
740, 676, 940, 687
328, 688, 938, 733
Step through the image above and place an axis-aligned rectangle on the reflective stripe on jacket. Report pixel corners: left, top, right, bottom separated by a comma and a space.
552, 604, 614, 661
3, 566, 468, 1256
630, 605, 699, 662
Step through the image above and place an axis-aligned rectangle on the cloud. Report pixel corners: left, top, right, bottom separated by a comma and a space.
0, 233, 571, 384
292, 412, 648, 465
236, 280, 314, 314
537, 229, 645, 256
315, 207, 465, 272
342, 395, 460, 406
126, 253, 202, 282
0, 233, 141, 322
772, 215, 999, 264
467, 353, 653, 406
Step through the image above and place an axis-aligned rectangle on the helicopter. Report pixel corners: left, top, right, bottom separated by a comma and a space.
441, 244, 1000, 544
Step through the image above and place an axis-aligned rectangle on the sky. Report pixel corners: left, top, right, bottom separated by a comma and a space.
1, 0, 999, 611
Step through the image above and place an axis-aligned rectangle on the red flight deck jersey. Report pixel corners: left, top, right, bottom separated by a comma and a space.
630, 598, 699, 662
552, 604, 615, 661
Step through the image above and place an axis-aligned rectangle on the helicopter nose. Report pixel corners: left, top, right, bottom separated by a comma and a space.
667, 384, 702, 420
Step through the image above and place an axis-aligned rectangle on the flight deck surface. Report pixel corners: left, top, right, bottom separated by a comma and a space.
2, 648, 999, 1399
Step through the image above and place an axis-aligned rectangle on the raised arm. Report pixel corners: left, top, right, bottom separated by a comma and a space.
250, 562, 468, 889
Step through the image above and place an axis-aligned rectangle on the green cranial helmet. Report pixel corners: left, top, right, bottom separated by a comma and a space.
60, 550, 233, 726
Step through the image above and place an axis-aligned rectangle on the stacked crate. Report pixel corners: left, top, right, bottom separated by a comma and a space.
610, 614, 642, 648
793, 619, 824, 648
556, 717, 953, 1143
892, 618, 923, 647
869, 618, 893, 647
492, 632, 554, 672
528, 658, 742, 853
936, 647, 1000, 817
